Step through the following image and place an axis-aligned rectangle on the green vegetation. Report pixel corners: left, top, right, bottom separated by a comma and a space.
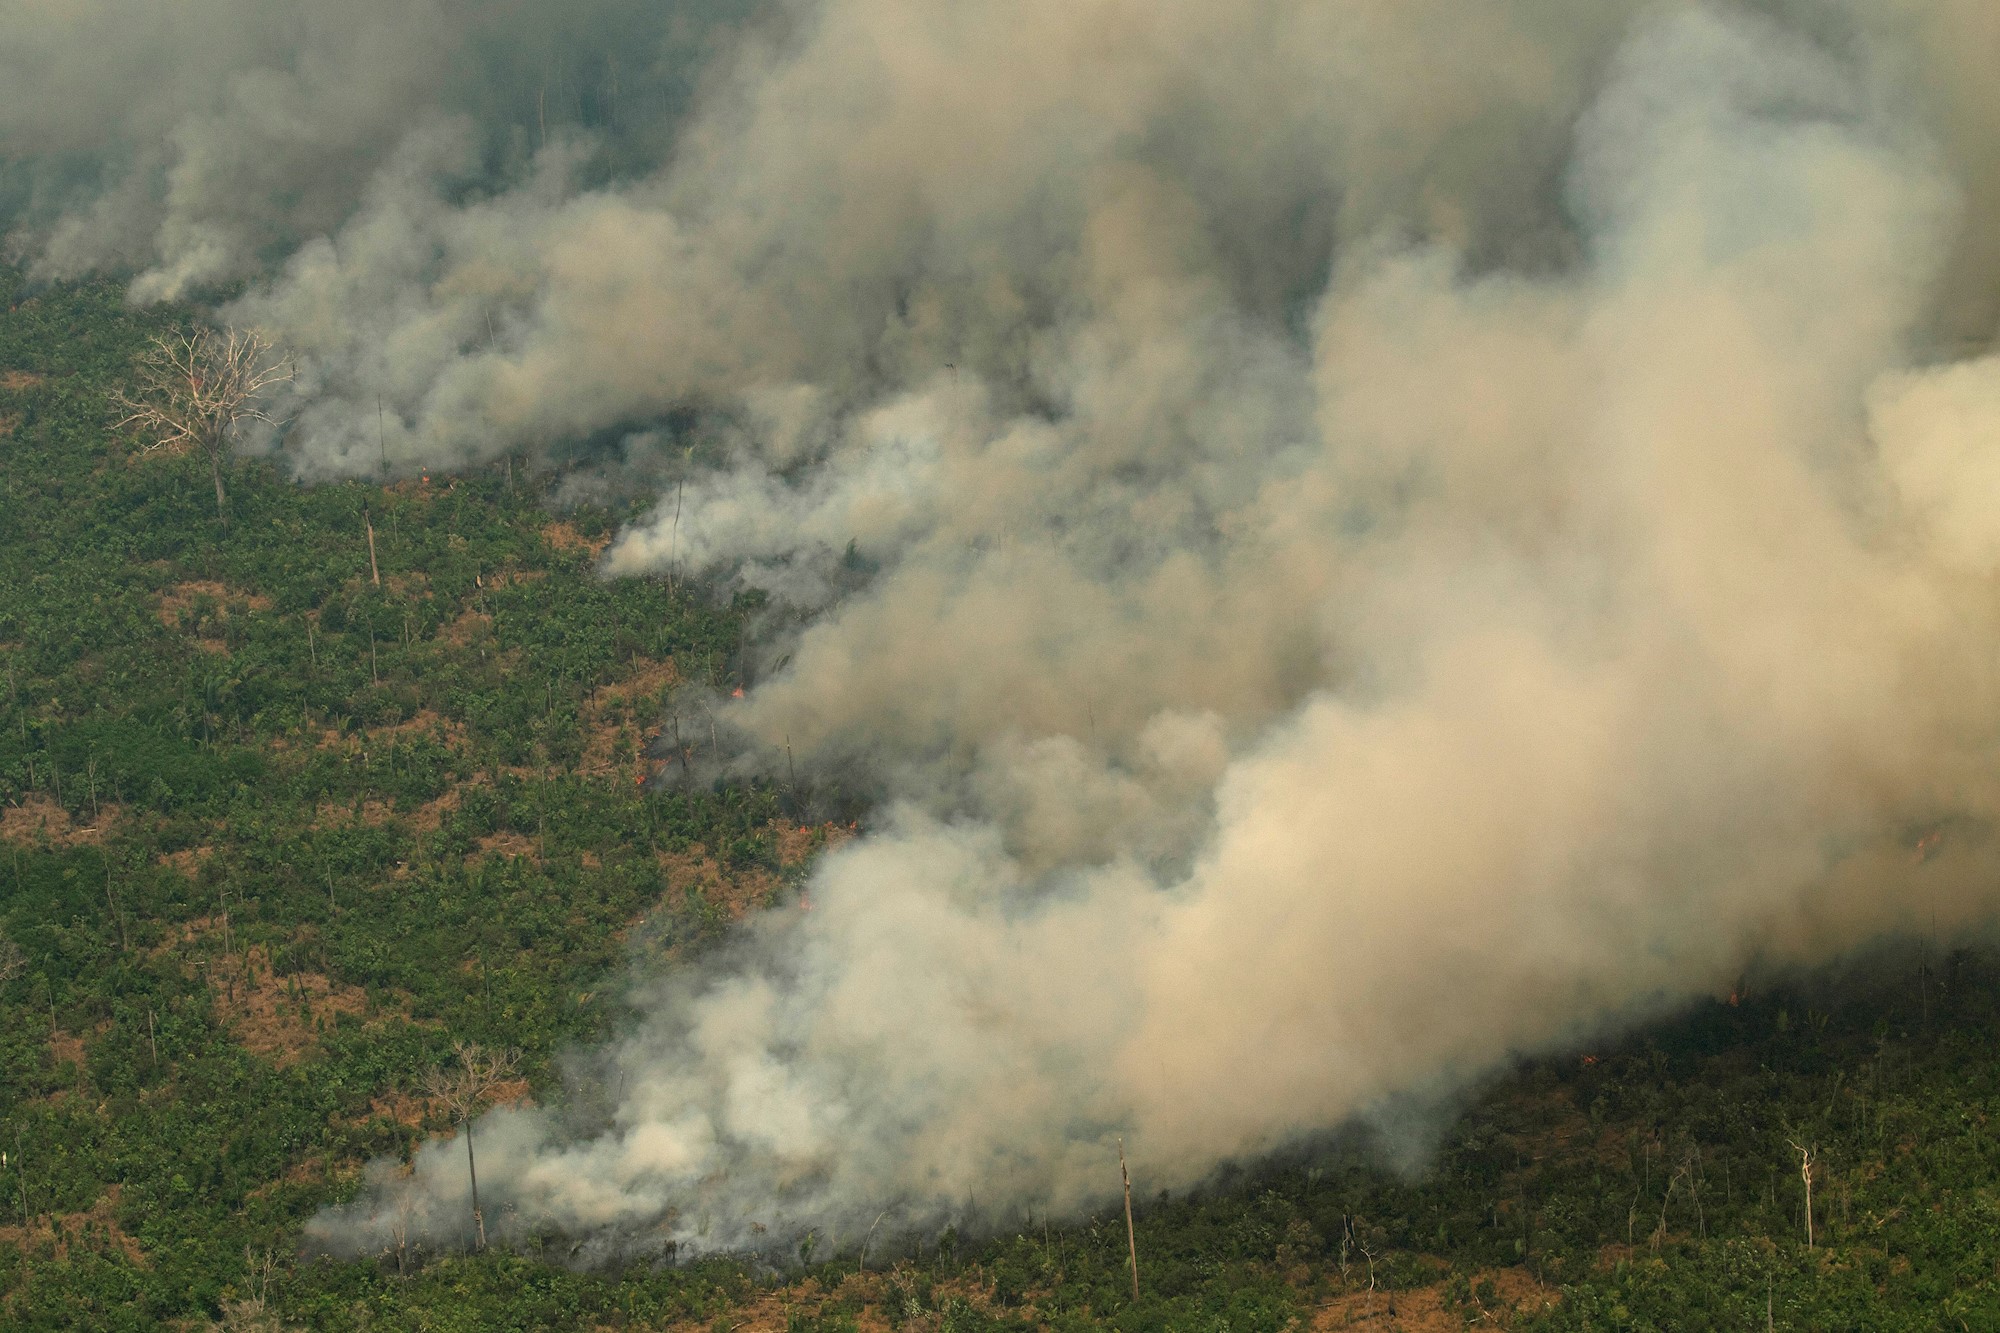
3, 271, 1999, 1330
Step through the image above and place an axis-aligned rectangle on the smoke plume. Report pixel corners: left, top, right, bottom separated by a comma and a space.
11, 0, 2000, 1258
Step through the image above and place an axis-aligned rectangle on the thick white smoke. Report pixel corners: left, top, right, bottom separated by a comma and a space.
11, 0, 2000, 1259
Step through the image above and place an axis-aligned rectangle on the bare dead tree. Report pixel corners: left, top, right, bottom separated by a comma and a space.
390, 1189, 413, 1277
211, 1292, 292, 1332
0, 935, 23, 988
112, 327, 293, 525
208, 1248, 297, 1332
423, 1041, 520, 1251
1119, 1137, 1140, 1302
1787, 1139, 1817, 1249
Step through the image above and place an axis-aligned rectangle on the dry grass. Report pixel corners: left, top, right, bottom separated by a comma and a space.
670, 1254, 1555, 1333
439, 605, 494, 648
344, 1087, 434, 1131
157, 845, 214, 878
1311, 1268, 1558, 1330
0, 370, 45, 391
379, 710, 468, 749
471, 830, 539, 865
406, 784, 466, 835
148, 913, 221, 959
316, 709, 468, 756
0, 795, 120, 846
662, 1271, 1003, 1333
208, 945, 370, 1067
248, 1153, 357, 1201
312, 797, 397, 828
155, 579, 271, 628
0, 1186, 147, 1268
658, 846, 783, 922
542, 520, 611, 557
580, 657, 682, 779
775, 819, 857, 868
47, 1028, 87, 1068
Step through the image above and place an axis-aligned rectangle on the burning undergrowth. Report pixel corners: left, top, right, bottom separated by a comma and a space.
12, 0, 2000, 1269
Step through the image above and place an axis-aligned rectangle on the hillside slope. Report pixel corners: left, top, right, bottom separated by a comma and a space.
2, 275, 1998, 1331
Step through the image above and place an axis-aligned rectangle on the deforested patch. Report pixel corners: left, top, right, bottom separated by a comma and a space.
1310, 1267, 1559, 1331
0, 795, 119, 846
208, 945, 370, 1067
0, 1187, 148, 1269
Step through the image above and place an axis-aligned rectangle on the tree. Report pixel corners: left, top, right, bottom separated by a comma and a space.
112, 327, 293, 525
207, 1251, 299, 1332
423, 1041, 520, 1251
1788, 1139, 1818, 1249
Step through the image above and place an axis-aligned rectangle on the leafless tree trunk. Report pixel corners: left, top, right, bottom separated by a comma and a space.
391, 1202, 409, 1277
104, 856, 128, 951
1788, 1139, 1816, 1248
112, 327, 293, 528
1119, 1138, 1140, 1302
424, 1041, 520, 1251
465, 1118, 484, 1250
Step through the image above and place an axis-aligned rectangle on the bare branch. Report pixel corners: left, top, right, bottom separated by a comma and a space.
422, 1041, 520, 1252
110, 326, 294, 522
422, 1041, 521, 1125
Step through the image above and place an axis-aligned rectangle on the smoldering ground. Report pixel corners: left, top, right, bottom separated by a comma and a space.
13, 0, 2000, 1263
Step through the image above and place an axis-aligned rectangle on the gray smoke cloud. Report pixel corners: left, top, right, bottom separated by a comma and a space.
11, 0, 2000, 1260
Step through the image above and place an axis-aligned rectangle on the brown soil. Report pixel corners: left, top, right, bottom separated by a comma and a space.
155, 579, 272, 629
157, 846, 214, 878
580, 657, 682, 779
0, 370, 45, 391
406, 784, 466, 835
313, 798, 396, 828
542, 520, 611, 557
148, 913, 221, 960
658, 846, 783, 922
249, 1153, 357, 1201
384, 710, 468, 749
346, 1087, 434, 1131
471, 829, 540, 865
663, 1271, 999, 1333
0, 1186, 147, 1268
1312, 1269, 1558, 1331
48, 1028, 87, 1068
439, 605, 494, 648
210, 946, 369, 1067
596, 657, 682, 707
318, 709, 468, 755
774, 819, 858, 868
0, 795, 120, 846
